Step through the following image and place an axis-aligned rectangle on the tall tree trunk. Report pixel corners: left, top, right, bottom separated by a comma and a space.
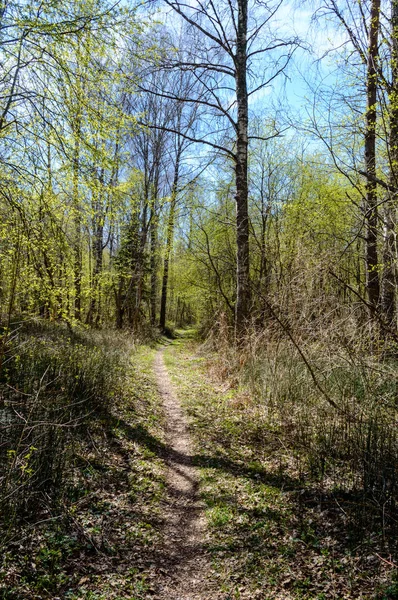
72, 121, 82, 321
234, 0, 251, 334
259, 169, 271, 322
159, 149, 181, 331
365, 0, 381, 309
129, 201, 149, 330
71, 38, 83, 322
150, 175, 159, 326
88, 218, 104, 326
87, 169, 105, 326
381, 0, 398, 324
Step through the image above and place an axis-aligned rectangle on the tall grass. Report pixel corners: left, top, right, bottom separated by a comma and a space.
0, 319, 136, 529
208, 311, 398, 539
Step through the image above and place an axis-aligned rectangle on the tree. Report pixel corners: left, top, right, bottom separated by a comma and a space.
158, 72, 198, 331
364, 0, 381, 309
311, 0, 398, 330
309, 0, 390, 319
145, 1, 298, 336
125, 68, 173, 328
381, 0, 398, 323
0, 0, 145, 327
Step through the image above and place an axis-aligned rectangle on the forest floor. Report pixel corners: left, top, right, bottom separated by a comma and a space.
158, 333, 397, 600
1, 330, 397, 599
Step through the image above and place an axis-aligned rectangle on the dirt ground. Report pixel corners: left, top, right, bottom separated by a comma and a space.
153, 347, 218, 600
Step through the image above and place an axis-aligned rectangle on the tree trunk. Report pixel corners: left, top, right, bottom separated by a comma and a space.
72, 122, 82, 321
381, 0, 398, 324
365, 0, 381, 309
87, 169, 105, 326
71, 39, 83, 322
150, 176, 159, 326
129, 201, 149, 330
159, 148, 181, 331
88, 220, 104, 326
259, 183, 271, 323
234, 0, 251, 335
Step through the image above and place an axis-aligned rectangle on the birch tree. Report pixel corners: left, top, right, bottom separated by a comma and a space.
146, 2, 298, 336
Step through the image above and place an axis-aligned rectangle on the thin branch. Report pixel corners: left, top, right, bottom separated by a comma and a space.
137, 121, 236, 159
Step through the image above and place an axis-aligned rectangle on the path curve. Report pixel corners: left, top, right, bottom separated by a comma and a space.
154, 346, 214, 599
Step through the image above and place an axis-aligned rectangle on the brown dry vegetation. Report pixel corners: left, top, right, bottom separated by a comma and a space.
194, 314, 398, 599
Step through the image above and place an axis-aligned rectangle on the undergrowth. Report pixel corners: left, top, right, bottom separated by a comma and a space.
164, 334, 398, 599
207, 314, 398, 531
0, 318, 165, 599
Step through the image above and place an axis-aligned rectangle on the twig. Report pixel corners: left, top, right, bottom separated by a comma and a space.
376, 553, 397, 568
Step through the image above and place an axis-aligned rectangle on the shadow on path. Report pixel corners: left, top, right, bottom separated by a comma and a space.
106, 414, 299, 491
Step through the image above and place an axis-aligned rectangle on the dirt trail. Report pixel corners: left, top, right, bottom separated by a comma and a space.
154, 346, 215, 600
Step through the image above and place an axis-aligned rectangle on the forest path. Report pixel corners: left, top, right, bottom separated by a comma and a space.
154, 342, 215, 599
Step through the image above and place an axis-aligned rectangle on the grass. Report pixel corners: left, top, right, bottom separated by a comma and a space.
163, 336, 398, 600
2, 321, 396, 598
0, 320, 166, 599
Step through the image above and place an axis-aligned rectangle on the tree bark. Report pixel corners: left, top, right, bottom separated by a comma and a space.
71, 39, 83, 322
150, 173, 159, 326
159, 147, 181, 331
234, 0, 251, 334
365, 0, 381, 309
381, 0, 398, 324
72, 117, 82, 321
86, 174, 105, 327
115, 277, 124, 329
131, 201, 149, 330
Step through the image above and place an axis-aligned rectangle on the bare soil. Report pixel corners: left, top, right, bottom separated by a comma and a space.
154, 347, 216, 600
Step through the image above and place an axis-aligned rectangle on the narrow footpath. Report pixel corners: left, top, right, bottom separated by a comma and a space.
154, 346, 215, 599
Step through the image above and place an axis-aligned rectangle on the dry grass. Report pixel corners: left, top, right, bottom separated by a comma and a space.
206, 310, 398, 545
